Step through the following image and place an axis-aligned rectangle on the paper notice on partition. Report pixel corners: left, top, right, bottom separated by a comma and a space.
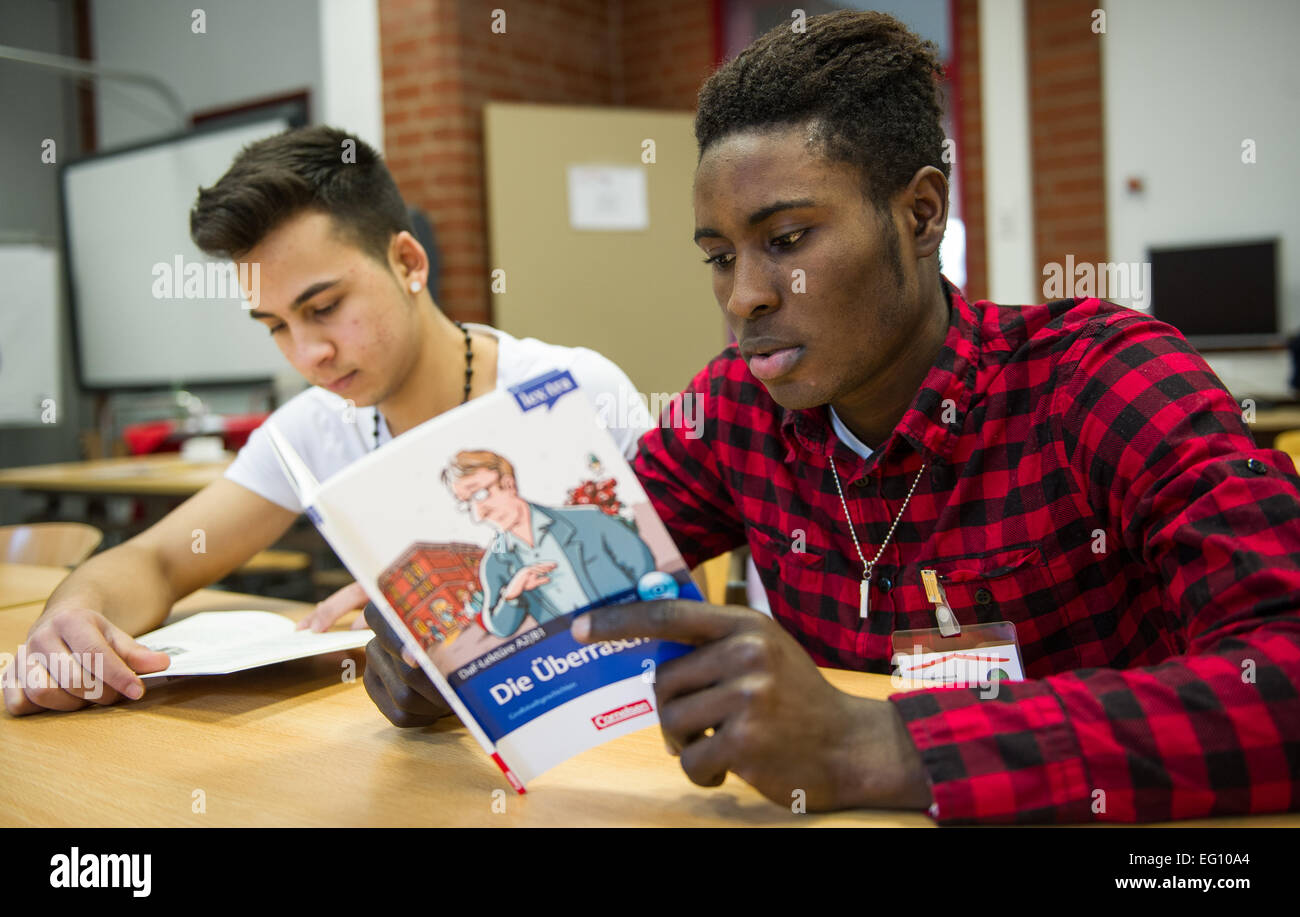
566, 165, 648, 231
138, 610, 371, 678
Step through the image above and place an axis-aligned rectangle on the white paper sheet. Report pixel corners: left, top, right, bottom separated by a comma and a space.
137, 610, 371, 678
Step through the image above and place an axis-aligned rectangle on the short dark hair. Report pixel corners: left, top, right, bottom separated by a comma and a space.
694, 10, 950, 211
190, 125, 412, 262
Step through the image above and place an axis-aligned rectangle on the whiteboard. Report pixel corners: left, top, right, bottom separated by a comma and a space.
62, 118, 291, 388
0, 245, 61, 427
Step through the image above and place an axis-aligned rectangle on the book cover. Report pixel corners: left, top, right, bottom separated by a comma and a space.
265, 370, 699, 790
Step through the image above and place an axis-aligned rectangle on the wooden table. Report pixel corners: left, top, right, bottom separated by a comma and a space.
0, 454, 231, 498
2, 571, 1296, 828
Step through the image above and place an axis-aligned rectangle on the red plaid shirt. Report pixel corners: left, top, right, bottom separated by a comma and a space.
634, 281, 1300, 824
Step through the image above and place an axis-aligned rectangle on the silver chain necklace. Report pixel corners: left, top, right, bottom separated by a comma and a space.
828, 455, 927, 620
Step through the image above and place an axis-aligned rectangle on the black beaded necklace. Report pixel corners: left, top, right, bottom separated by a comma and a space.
372, 321, 473, 449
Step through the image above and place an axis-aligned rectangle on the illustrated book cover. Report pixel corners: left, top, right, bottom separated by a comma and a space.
265, 370, 700, 790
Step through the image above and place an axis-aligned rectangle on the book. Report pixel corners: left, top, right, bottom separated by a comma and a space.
265, 369, 700, 791
137, 610, 372, 679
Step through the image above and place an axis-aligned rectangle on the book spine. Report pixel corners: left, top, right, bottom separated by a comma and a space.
491, 754, 527, 795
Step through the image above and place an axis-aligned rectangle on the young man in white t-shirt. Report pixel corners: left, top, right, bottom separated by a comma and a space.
4, 126, 648, 717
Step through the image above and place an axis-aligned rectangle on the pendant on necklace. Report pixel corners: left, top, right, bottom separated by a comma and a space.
859, 577, 870, 620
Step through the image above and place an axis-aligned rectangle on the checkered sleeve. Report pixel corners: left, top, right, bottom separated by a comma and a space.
633, 360, 747, 570
891, 313, 1300, 823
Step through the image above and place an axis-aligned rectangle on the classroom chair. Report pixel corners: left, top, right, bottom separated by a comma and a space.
0, 522, 103, 567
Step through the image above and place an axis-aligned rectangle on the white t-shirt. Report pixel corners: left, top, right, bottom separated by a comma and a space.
225, 325, 650, 513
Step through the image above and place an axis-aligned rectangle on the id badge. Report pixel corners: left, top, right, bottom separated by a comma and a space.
891, 621, 1026, 693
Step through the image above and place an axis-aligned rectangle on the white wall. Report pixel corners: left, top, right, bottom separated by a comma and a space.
979, 0, 1036, 304
90, 0, 384, 153
91, 0, 324, 148
319, 0, 384, 151
1102, 0, 1300, 396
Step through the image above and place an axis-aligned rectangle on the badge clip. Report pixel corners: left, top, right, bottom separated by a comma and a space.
920, 569, 961, 637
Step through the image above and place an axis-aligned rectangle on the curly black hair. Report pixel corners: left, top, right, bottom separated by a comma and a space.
695, 10, 949, 212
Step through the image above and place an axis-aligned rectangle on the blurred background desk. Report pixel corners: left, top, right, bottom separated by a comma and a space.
1253, 407, 1300, 451
0, 454, 230, 498
0, 456, 333, 602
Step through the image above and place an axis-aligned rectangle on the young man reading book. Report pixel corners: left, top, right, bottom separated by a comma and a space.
364, 11, 1300, 824
4, 126, 649, 717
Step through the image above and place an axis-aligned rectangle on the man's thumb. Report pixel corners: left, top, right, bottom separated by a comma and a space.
107, 627, 172, 674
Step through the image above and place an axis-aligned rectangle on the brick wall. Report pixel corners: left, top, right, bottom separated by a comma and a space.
620, 1, 716, 110
1027, 0, 1108, 285
380, 2, 1103, 317
378, 0, 717, 323
951, 0, 1107, 305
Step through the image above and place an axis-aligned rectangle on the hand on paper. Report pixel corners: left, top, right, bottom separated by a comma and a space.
3, 606, 172, 716
572, 600, 933, 812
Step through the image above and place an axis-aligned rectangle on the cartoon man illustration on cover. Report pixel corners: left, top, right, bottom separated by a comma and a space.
443, 449, 656, 637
